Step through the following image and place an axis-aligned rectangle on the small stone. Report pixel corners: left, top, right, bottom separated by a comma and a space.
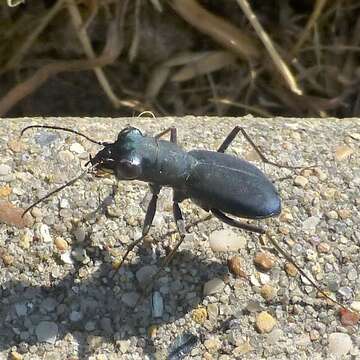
294, 175, 308, 187
15, 303, 28, 316
328, 332, 352, 356
203, 278, 225, 296
209, 229, 247, 252
245, 300, 263, 313
37, 224, 52, 243
339, 308, 360, 326
85, 321, 96, 331
148, 325, 157, 338
122, 292, 139, 307
260, 284, 276, 301
2, 253, 14, 266
302, 216, 320, 232
254, 252, 274, 272
54, 237, 68, 251
339, 286, 353, 299
10, 351, 23, 360
322, 187, 337, 199
19, 230, 32, 249
266, 328, 283, 344
309, 330, 320, 341
338, 209, 352, 220
227, 256, 246, 278
136, 265, 157, 286
256, 311, 277, 333
192, 307, 207, 324
71, 247, 87, 262
152, 291, 164, 318
58, 150, 74, 162
70, 142, 85, 154
117, 339, 131, 353
317, 242, 330, 253
73, 226, 86, 242
285, 262, 298, 277
279, 211, 293, 223
41, 298, 57, 312
326, 210, 338, 220
350, 301, 360, 312
335, 145, 353, 161
204, 336, 221, 353
233, 341, 252, 355
0, 164, 11, 176
347, 269, 357, 281
70, 311, 82, 322
35, 321, 58, 344
207, 303, 219, 321
60, 251, 73, 264
0, 185, 11, 197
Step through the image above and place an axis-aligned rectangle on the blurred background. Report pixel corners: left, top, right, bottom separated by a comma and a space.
1, 0, 359, 118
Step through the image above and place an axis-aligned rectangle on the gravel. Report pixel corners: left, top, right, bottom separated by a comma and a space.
0, 116, 359, 359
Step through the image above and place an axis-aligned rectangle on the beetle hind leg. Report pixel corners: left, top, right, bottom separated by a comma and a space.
218, 126, 314, 170
211, 209, 265, 234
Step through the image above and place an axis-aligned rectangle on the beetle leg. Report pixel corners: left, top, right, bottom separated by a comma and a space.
218, 126, 313, 170
155, 127, 177, 143
142, 201, 187, 293
114, 184, 161, 270
211, 209, 265, 234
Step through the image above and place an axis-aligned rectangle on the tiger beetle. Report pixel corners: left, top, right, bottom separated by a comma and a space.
20, 124, 348, 310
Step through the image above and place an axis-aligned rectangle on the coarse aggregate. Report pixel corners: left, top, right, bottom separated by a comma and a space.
0, 116, 359, 359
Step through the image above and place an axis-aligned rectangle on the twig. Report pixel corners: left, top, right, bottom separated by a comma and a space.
236, 0, 303, 96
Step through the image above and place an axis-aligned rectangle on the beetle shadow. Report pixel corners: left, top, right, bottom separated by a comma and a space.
0, 247, 228, 359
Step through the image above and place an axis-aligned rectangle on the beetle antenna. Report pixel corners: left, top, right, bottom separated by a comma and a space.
22, 165, 92, 217
21, 125, 108, 146
267, 234, 349, 311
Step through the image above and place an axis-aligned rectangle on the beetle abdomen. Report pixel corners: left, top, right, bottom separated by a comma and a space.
187, 150, 281, 219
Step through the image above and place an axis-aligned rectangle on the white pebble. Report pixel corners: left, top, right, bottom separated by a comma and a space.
328, 333, 352, 357
209, 229, 247, 252
70, 142, 85, 154
203, 278, 225, 296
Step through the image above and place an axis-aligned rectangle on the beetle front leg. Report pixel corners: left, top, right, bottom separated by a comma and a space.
114, 184, 161, 270
218, 126, 314, 170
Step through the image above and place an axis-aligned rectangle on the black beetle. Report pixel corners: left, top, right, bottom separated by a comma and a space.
20, 124, 349, 309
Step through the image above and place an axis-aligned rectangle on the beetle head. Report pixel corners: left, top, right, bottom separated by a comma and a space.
91, 126, 143, 180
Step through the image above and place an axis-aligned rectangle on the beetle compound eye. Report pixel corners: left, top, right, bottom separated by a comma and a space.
116, 158, 142, 180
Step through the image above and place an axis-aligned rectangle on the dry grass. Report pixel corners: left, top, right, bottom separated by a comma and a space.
1, 0, 359, 118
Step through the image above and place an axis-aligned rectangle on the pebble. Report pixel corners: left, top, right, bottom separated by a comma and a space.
15, 303, 28, 316
328, 333, 352, 356
294, 175, 308, 187
54, 237, 69, 251
266, 328, 283, 344
60, 250, 73, 264
70, 311, 83, 322
338, 286, 353, 299
279, 211, 293, 223
152, 291, 164, 318
122, 292, 139, 307
260, 284, 276, 301
204, 336, 221, 353
317, 242, 330, 253
35, 321, 58, 344
284, 262, 298, 277
256, 311, 277, 333
338, 209, 352, 220
192, 307, 207, 324
350, 301, 360, 312
136, 265, 158, 286
335, 145, 353, 161
209, 229, 246, 252
37, 223, 52, 243
19, 230, 32, 249
0, 184, 11, 197
207, 303, 219, 321
227, 256, 246, 277
339, 308, 360, 326
41, 298, 57, 312
10, 351, 23, 360
73, 226, 86, 242
347, 268, 358, 281
326, 210, 338, 220
302, 216, 320, 232
254, 252, 274, 272
203, 278, 225, 296
0, 164, 11, 176
70, 142, 85, 154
